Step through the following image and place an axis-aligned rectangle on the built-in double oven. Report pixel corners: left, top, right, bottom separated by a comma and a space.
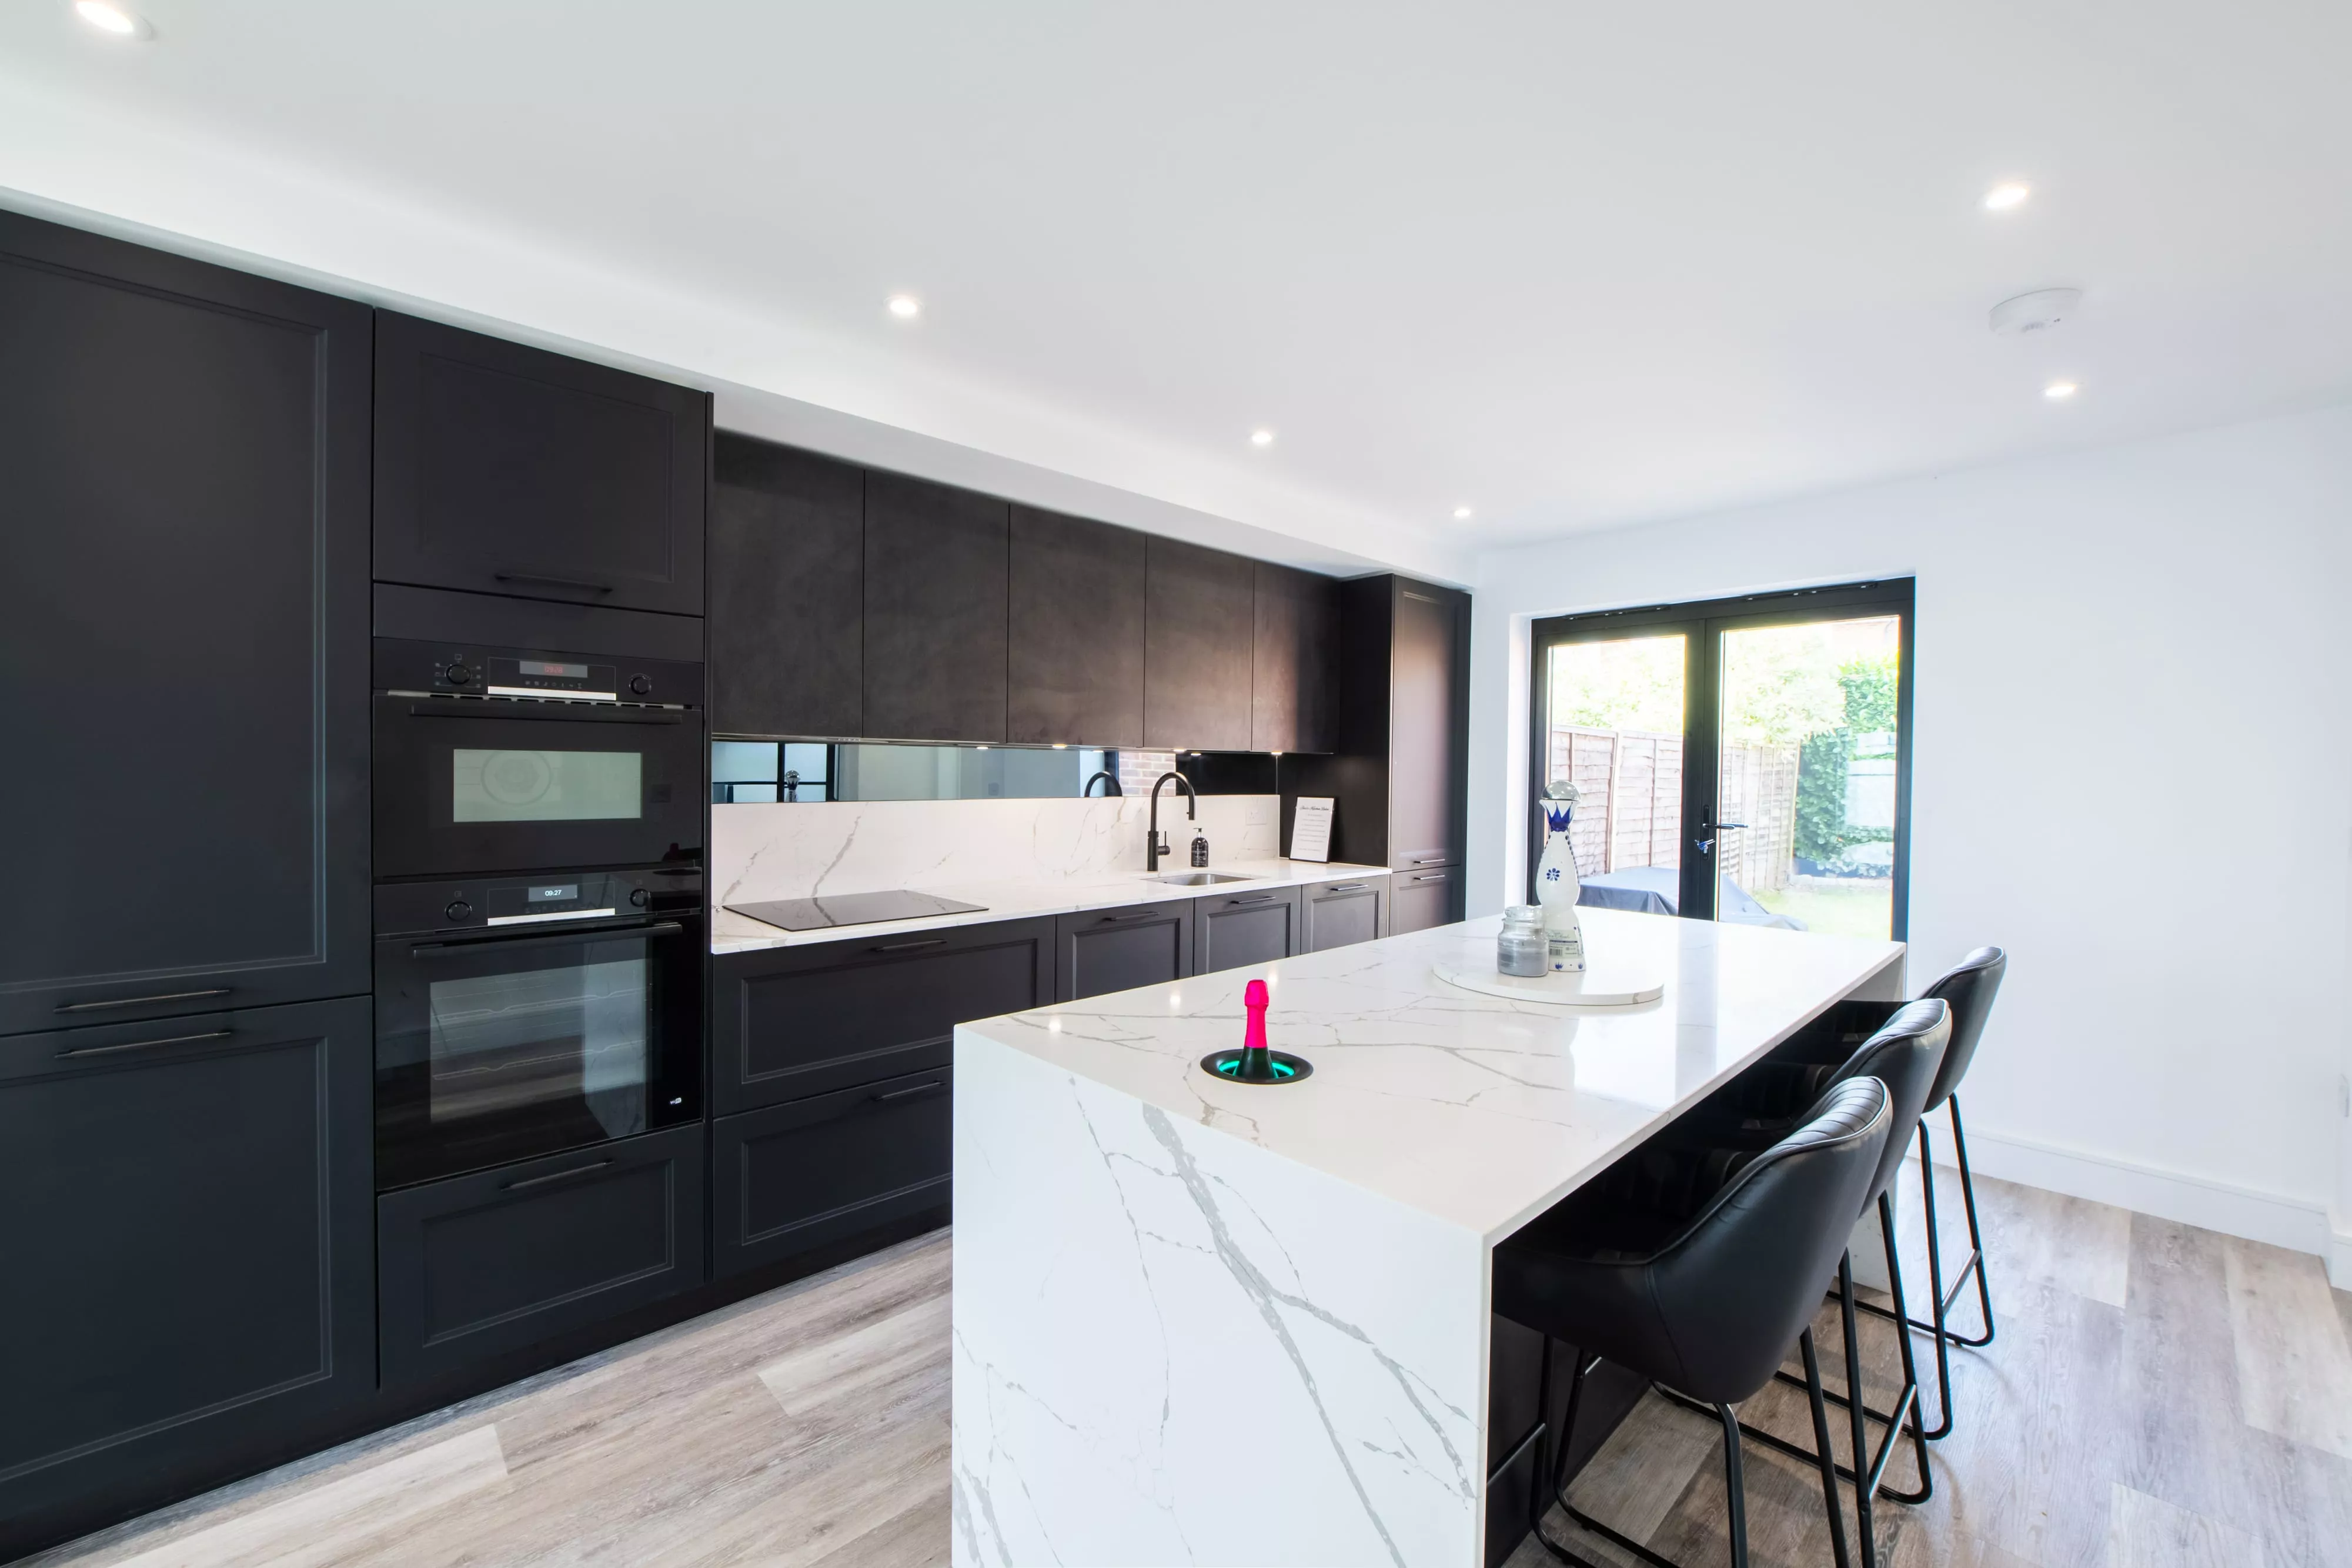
371, 631, 704, 1191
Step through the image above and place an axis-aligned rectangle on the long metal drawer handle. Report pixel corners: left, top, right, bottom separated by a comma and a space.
872, 1080, 947, 1103
56, 987, 231, 1014
871, 937, 948, 952
403, 702, 681, 726
1325, 884, 1367, 893
1097, 910, 1159, 922
494, 572, 614, 596
1412, 871, 1449, 882
1227, 894, 1277, 905
56, 1029, 233, 1059
410, 919, 682, 957
502, 1157, 616, 1191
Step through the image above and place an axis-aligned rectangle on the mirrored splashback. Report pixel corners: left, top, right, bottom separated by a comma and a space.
713, 741, 1177, 804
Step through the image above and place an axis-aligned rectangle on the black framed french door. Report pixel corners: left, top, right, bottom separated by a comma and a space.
1528, 580, 1915, 941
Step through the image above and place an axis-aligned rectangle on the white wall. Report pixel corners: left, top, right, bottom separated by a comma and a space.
1469, 403, 2352, 1272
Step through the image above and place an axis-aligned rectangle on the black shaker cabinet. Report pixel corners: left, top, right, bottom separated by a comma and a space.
0, 210, 371, 1038
710, 434, 865, 738
712, 1066, 954, 1282
712, 918, 1053, 1116
1055, 901, 1195, 1001
1008, 504, 1147, 747
1253, 563, 1341, 754
863, 471, 1010, 742
1144, 538, 1256, 751
1300, 876, 1388, 952
374, 311, 710, 616
0, 997, 373, 1557
377, 1124, 706, 1389
1193, 887, 1299, 975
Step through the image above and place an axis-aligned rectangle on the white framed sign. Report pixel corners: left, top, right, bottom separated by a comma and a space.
1288, 797, 1334, 862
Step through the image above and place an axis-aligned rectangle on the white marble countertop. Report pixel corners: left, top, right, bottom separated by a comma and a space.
958, 907, 1905, 1243
710, 857, 1392, 955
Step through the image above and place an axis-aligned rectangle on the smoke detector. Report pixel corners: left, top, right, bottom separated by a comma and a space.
1989, 288, 2083, 336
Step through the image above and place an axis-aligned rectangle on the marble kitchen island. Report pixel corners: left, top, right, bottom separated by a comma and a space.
950, 907, 1905, 1567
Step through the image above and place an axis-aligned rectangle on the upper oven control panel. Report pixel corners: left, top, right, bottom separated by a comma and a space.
373, 637, 703, 707
374, 868, 705, 937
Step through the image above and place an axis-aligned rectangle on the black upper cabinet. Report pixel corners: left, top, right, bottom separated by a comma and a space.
0, 211, 370, 1038
374, 312, 709, 617
863, 472, 1010, 743
1253, 563, 1341, 754
1008, 505, 1146, 747
0, 998, 373, 1553
1145, 539, 1255, 751
710, 435, 863, 738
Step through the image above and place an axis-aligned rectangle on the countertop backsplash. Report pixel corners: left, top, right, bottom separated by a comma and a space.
712, 795, 1283, 907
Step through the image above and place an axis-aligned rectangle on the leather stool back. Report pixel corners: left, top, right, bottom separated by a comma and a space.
1919, 948, 2005, 1112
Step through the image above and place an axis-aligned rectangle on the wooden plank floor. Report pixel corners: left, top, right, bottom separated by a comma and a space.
24, 1169, 2352, 1568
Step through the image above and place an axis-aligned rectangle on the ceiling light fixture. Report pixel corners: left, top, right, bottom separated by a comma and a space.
2043, 380, 2079, 400
886, 294, 921, 320
1452, 506, 1474, 520
75, 1, 152, 37
1249, 428, 1275, 447
1983, 181, 2031, 211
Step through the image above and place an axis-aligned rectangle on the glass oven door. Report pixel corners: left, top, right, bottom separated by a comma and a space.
374, 694, 703, 877
375, 913, 702, 1189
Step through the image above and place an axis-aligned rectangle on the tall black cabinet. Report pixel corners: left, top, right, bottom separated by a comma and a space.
0, 210, 372, 1035
1292, 575, 1471, 932
0, 208, 381, 1558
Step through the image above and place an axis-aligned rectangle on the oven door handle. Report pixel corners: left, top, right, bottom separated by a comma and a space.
403, 702, 682, 726
409, 919, 685, 957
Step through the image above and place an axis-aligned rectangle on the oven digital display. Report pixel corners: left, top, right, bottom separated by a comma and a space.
519, 660, 589, 679
486, 657, 618, 701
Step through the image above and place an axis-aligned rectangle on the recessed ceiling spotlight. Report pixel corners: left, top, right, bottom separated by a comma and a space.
1249, 428, 1275, 447
886, 294, 921, 320
2043, 380, 2079, 400
1452, 506, 1474, 520
1983, 181, 2032, 212
75, 1, 152, 37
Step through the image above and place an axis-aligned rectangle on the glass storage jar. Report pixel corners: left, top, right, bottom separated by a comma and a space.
1497, 905, 1548, 977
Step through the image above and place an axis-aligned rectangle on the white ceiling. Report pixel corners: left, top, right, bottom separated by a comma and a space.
5, 0, 2349, 574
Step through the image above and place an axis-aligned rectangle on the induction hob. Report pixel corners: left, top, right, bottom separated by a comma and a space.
724, 890, 988, 932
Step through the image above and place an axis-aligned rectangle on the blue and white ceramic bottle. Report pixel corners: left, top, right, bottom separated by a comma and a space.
1536, 781, 1586, 972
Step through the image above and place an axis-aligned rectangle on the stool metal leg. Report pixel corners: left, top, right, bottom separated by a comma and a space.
1798, 1327, 1855, 1568
1853, 1121, 1958, 1439
1943, 1096, 1997, 1347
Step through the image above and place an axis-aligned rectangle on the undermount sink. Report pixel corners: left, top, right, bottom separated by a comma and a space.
1145, 871, 1252, 886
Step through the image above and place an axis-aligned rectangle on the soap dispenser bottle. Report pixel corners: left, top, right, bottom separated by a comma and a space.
1190, 824, 1211, 867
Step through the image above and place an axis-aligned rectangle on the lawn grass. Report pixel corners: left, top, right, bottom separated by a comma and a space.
1752, 881, 1893, 941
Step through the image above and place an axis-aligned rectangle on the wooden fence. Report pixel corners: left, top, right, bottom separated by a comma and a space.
1546, 726, 1798, 892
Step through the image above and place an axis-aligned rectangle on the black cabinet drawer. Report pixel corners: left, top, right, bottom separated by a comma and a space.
0, 998, 373, 1547
1301, 877, 1387, 952
373, 312, 709, 617
1055, 901, 1193, 1001
377, 1124, 704, 1389
712, 1068, 953, 1280
1194, 887, 1299, 975
1389, 865, 1461, 935
713, 918, 1052, 1115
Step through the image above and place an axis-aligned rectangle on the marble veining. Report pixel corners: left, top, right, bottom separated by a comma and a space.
968, 907, 1905, 1241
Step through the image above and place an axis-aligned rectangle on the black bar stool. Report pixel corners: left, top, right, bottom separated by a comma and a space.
1653, 997, 1950, 1567
1496, 1076, 1894, 1568
1852, 948, 2008, 1413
